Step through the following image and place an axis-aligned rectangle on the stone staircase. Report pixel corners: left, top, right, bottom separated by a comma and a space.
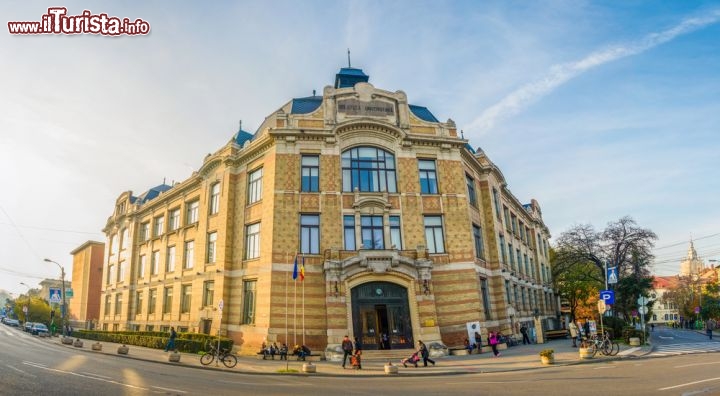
359, 349, 416, 362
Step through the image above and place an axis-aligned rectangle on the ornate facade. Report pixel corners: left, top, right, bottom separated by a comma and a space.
98, 67, 555, 354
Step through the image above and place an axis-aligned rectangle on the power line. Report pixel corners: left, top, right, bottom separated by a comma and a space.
0, 222, 103, 236
0, 267, 47, 280
653, 232, 720, 250
0, 205, 41, 262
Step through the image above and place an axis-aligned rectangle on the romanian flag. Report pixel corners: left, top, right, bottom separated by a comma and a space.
300, 256, 305, 282
292, 255, 299, 280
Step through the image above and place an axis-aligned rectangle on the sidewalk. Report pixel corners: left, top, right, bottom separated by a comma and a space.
47, 336, 652, 377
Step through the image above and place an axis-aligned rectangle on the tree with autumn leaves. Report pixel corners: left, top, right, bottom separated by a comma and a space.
551, 216, 657, 322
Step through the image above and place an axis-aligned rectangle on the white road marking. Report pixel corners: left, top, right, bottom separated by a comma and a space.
6, 364, 35, 377
593, 366, 615, 369
658, 377, 720, 391
659, 336, 674, 339
22, 361, 149, 391
618, 347, 641, 356
150, 386, 187, 393
23, 360, 46, 367
81, 371, 113, 379
674, 362, 720, 368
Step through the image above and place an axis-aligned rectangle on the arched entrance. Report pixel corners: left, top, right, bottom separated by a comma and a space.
351, 281, 413, 350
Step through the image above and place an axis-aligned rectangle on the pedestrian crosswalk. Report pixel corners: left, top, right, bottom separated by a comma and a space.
650, 342, 720, 357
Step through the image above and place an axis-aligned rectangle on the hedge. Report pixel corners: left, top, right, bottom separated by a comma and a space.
74, 330, 233, 354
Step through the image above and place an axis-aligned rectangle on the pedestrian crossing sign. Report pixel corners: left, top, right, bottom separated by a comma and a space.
607, 267, 618, 284
49, 288, 62, 303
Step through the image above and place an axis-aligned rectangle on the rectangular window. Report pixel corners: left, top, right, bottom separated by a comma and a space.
524, 254, 529, 275
121, 228, 129, 250
508, 243, 514, 268
136, 291, 143, 315
516, 249, 522, 273
166, 246, 175, 273
184, 241, 194, 269
203, 281, 214, 307
163, 287, 173, 314
472, 224, 484, 259
245, 223, 260, 259
148, 289, 157, 314
492, 188, 501, 219
207, 232, 217, 263
114, 293, 122, 315
480, 278, 491, 320
209, 183, 221, 215
513, 285, 519, 306
424, 216, 445, 254
118, 261, 126, 282
521, 287, 527, 310
151, 250, 160, 275
343, 215, 356, 250
153, 215, 164, 237
104, 295, 111, 315
466, 174, 477, 207
242, 280, 256, 324
107, 264, 115, 285
503, 207, 510, 230
499, 235, 507, 264
361, 215, 384, 250
418, 159, 438, 194
181, 284, 192, 313
300, 215, 320, 254
186, 201, 199, 225
169, 209, 180, 231
248, 168, 263, 204
140, 222, 150, 242
511, 214, 517, 234
301, 155, 319, 192
505, 280, 511, 305
389, 216, 402, 250
138, 255, 146, 279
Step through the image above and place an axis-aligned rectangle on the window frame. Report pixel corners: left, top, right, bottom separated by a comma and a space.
389, 215, 402, 250
360, 215, 384, 250
184, 240, 194, 269
466, 174, 477, 207
301, 155, 320, 192
207, 232, 217, 263
181, 284, 192, 314
186, 201, 199, 225
472, 224, 484, 260
242, 280, 256, 325
341, 146, 397, 193
247, 168, 263, 204
418, 159, 438, 194
300, 214, 320, 254
423, 215, 445, 254
245, 223, 260, 259
209, 183, 221, 215
343, 215, 356, 250
148, 289, 157, 314
163, 286, 173, 314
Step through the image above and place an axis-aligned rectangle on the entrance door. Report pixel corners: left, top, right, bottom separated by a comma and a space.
351, 282, 413, 350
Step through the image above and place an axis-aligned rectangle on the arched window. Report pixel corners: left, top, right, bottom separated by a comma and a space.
342, 147, 397, 192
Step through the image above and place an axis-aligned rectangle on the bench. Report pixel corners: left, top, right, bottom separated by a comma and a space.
545, 329, 568, 339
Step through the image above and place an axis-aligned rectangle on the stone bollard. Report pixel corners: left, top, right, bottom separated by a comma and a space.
61, 337, 74, 345
384, 362, 399, 374
73, 339, 84, 348
168, 350, 181, 362
302, 362, 316, 373
629, 337, 640, 346
578, 347, 593, 359
117, 345, 129, 355
91, 342, 102, 351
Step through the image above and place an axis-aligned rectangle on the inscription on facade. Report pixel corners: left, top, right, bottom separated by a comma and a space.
337, 99, 395, 117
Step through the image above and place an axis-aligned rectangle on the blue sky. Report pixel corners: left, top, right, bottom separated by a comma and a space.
1, 1, 719, 295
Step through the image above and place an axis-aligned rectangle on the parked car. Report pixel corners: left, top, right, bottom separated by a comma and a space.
4, 318, 20, 327
24, 322, 34, 332
31, 323, 49, 337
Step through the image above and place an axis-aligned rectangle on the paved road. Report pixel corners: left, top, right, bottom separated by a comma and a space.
3, 323, 720, 395
648, 325, 720, 357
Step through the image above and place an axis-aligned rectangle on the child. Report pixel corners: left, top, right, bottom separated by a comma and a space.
350, 349, 362, 369
401, 351, 420, 368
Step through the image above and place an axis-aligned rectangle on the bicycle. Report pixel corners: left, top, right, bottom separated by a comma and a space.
200, 343, 237, 368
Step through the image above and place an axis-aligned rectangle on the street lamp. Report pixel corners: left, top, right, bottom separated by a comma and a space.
19, 283, 31, 323
44, 258, 67, 337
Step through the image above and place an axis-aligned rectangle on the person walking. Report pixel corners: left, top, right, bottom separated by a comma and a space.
418, 340, 435, 366
164, 327, 177, 352
488, 331, 500, 357
520, 324, 531, 345
353, 337, 363, 369
474, 331, 482, 354
706, 320, 714, 340
569, 321, 579, 347
341, 335, 354, 369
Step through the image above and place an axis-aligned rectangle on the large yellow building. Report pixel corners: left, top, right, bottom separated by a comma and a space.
98, 67, 555, 354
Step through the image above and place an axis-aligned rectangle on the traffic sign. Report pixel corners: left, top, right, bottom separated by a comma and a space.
695, 306, 700, 314
49, 288, 62, 303
22, 305, 28, 313
600, 290, 615, 305
638, 306, 648, 315
597, 300, 607, 314
637, 296, 648, 306
65, 288, 73, 298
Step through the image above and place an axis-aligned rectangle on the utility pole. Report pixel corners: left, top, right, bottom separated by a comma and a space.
44, 258, 67, 337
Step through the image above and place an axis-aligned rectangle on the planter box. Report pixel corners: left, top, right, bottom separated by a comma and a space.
629, 337, 641, 346
579, 347, 593, 359
450, 349, 469, 356
384, 364, 399, 374
91, 342, 102, 351
541, 355, 555, 365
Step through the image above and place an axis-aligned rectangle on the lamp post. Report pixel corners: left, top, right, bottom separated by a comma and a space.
19, 282, 31, 323
44, 258, 67, 337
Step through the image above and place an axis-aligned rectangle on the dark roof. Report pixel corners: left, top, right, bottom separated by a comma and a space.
409, 105, 439, 122
464, 143, 476, 154
137, 184, 172, 204
335, 67, 369, 88
233, 129, 254, 146
290, 96, 323, 114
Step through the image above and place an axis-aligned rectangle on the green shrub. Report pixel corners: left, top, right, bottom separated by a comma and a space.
621, 327, 647, 344
74, 330, 232, 353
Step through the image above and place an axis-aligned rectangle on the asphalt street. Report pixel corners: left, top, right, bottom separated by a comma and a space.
2, 324, 720, 395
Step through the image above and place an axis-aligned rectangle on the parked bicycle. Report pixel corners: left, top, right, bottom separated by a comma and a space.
200, 342, 237, 368
580, 333, 619, 357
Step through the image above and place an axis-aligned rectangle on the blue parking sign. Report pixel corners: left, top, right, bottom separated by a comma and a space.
600, 290, 615, 305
